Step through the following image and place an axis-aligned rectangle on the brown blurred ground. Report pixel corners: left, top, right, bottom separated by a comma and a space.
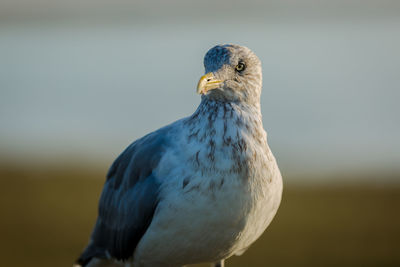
0, 166, 399, 267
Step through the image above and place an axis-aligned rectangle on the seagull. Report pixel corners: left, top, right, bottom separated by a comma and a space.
75, 44, 282, 267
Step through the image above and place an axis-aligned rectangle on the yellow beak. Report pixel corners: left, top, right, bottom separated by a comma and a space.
196, 72, 223, 95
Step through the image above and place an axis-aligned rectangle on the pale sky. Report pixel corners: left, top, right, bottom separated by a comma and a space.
1, 1, 399, 180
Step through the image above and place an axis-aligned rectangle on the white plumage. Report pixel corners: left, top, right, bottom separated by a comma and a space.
76, 44, 282, 267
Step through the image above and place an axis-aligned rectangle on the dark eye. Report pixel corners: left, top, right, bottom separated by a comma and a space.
235, 62, 246, 72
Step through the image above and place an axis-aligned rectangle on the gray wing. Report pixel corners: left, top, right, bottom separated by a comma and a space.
76, 127, 171, 265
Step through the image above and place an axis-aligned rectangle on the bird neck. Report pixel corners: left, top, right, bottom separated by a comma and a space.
185, 98, 264, 145
192, 98, 262, 122
183, 98, 266, 176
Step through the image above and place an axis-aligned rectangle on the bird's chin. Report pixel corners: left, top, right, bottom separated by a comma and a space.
202, 88, 224, 99
203, 87, 238, 103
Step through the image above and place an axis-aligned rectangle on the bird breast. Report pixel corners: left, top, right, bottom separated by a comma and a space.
133, 102, 282, 266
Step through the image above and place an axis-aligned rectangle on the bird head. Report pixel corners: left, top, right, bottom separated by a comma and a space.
197, 44, 262, 105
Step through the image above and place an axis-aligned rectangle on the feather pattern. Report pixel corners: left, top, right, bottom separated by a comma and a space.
76, 127, 172, 264
132, 98, 282, 266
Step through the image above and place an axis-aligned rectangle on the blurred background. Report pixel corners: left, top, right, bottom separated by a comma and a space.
1, 0, 399, 266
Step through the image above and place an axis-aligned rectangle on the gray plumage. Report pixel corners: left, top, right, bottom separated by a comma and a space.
75, 44, 282, 267
77, 127, 172, 264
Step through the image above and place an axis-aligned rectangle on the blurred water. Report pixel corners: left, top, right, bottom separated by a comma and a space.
1, 14, 399, 179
